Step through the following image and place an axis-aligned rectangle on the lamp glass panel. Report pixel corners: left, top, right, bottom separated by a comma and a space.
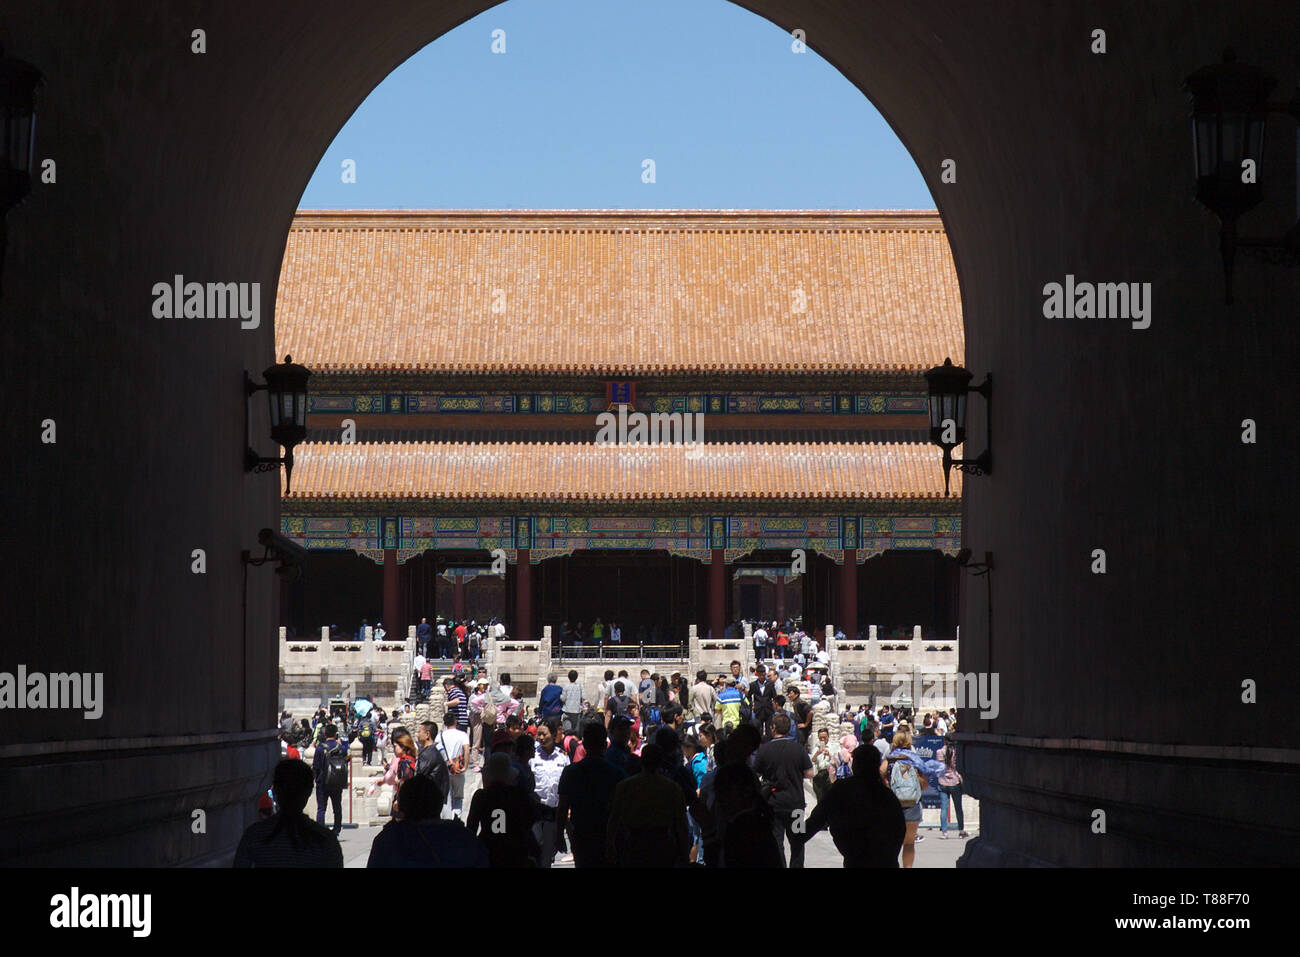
1245, 116, 1265, 165
957, 393, 968, 430
294, 391, 307, 426
928, 394, 941, 428
282, 393, 294, 425
1193, 115, 1217, 178
267, 390, 281, 428
1220, 113, 1245, 166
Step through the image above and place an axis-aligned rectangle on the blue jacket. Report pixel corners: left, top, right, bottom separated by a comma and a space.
539, 683, 564, 717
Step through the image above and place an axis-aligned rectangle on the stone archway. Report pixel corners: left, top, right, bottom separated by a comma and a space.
2, 1, 1296, 865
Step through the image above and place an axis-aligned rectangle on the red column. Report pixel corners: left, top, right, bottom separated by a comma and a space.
709, 548, 726, 641
839, 549, 857, 638
453, 575, 466, 622
775, 574, 786, 626
515, 549, 532, 639
383, 548, 400, 638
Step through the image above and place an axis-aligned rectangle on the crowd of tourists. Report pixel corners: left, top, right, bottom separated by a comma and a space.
728, 618, 835, 663
243, 659, 967, 868
413, 616, 502, 660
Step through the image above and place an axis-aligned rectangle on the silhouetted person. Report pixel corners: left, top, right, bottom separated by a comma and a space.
556, 720, 626, 867
798, 744, 905, 867
714, 762, 783, 868
234, 759, 342, 867
605, 743, 689, 867
366, 774, 488, 867
466, 752, 539, 867
752, 712, 814, 867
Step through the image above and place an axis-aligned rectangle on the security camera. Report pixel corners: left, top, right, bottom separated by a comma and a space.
257, 527, 308, 567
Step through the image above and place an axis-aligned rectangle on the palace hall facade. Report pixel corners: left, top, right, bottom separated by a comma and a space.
275, 209, 964, 646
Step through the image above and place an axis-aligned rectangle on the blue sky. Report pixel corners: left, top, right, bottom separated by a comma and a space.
298, 0, 933, 210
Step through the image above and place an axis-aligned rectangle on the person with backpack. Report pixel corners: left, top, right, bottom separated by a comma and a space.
358, 713, 377, 766
605, 679, 633, 728
886, 729, 938, 868
312, 724, 349, 835
640, 674, 662, 727
935, 735, 969, 839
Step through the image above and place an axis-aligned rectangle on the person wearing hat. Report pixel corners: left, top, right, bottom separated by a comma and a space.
466, 752, 539, 867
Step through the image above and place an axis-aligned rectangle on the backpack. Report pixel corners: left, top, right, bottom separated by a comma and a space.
359, 722, 372, 739
639, 685, 655, 707
323, 744, 349, 792
835, 760, 853, 781
890, 759, 921, 807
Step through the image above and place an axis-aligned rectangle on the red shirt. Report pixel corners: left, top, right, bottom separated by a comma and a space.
455, 625, 467, 644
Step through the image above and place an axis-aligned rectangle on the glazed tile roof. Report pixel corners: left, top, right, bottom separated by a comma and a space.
283, 441, 959, 502
276, 210, 963, 376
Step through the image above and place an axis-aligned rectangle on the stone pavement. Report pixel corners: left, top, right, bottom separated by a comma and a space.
334, 766, 978, 868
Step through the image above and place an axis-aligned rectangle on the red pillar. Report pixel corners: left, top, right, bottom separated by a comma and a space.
839, 549, 857, 638
453, 575, 466, 622
515, 549, 532, 639
775, 574, 786, 626
709, 548, 726, 641
383, 548, 400, 639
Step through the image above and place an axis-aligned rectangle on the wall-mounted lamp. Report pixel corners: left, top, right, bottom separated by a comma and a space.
954, 548, 994, 575
0, 44, 43, 298
245, 355, 312, 493
924, 358, 992, 497
242, 527, 308, 581
1185, 49, 1300, 304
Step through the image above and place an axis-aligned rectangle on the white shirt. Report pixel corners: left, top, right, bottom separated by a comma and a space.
495, 622, 506, 638
413, 655, 426, 671
754, 629, 768, 643
529, 746, 570, 808
610, 626, 621, 642
435, 727, 470, 766
936, 717, 949, 735
437, 623, 447, 637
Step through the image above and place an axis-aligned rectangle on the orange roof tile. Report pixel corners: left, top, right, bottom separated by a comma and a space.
283, 441, 960, 503
276, 210, 963, 376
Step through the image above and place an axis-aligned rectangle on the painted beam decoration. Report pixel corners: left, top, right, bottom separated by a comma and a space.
281, 513, 961, 561
305, 390, 929, 416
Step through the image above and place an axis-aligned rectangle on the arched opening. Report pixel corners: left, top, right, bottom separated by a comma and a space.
4, 0, 1293, 870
